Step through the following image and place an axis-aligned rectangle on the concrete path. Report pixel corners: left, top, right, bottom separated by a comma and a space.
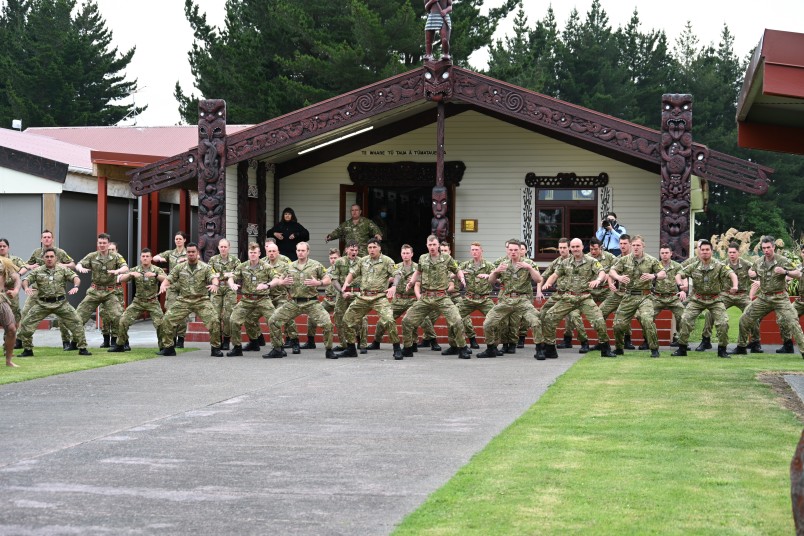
0, 325, 580, 535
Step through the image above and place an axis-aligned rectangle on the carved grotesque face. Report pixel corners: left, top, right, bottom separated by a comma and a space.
198, 99, 226, 139
424, 63, 453, 102
661, 94, 692, 141
662, 198, 690, 237
432, 187, 448, 218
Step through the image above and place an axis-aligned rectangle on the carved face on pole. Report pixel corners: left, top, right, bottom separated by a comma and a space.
431, 186, 449, 242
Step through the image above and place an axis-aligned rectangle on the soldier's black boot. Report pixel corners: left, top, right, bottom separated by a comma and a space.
469, 337, 480, 349
18, 349, 33, 357
243, 339, 261, 351
335, 343, 357, 358
441, 346, 460, 356
600, 343, 617, 358
623, 335, 635, 350
210, 347, 223, 357
108, 342, 125, 353
556, 334, 573, 349
728, 345, 747, 355
14, 339, 22, 349
123, 342, 131, 351
411, 342, 418, 353
458, 346, 471, 359
669, 334, 679, 348
100, 334, 111, 348
477, 345, 498, 358
777, 340, 794, 354
504, 343, 516, 354
430, 339, 442, 352
65, 341, 78, 351
301, 337, 317, 350
392, 343, 403, 360
671, 344, 688, 357
578, 340, 590, 354
638, 340, 650, 351
325, 348, 337, 359
748, 340, 763, 354
650, 348, 660, 358
694, 337, 711, 352
78, 348, 92, 356
401, 346, 414, 358
257, 334, 266, 347
226, 345, 243, 357
175, 337, 185, 349
368, 340, 381, 350
221, 337, 230, 351
544, 344, 559, 359
534, 343, 546, 360
517, 335, 526, 349
291, 338, 301, 355
717, 346, 730, 358
262, 347, 284, 359
283, 337, 293, 348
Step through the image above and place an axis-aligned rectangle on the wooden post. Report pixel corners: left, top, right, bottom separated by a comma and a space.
197, 99, 227, 261
149, 191, 159, 251
97, 175, 108, 234
179, 188, 191, 234
659, 94, 693, 261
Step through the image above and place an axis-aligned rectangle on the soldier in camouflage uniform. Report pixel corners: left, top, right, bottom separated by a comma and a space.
537, 239, 587, 353
541, 238, 617, 358
21, 230, 77, 350
18, 248, 91, 356
598, 234, 636, 349
336, 238, 402, 358
609, 236, 666, 357
153, 232, 189, 347
264, 242, 336, 359
731, 236, 804, 356
777, 243, 804, 354
455, 242, 496, 350
208, 239, 240, 350
257, 240, 297, 349
325, 204, 382, 257
328, 241, 368, 353
477, 239, 544, 359
75, 234, 128, 347
401, 235, 470, 359
649, 244, 685, 349
225, 242, 281, 356
697, 242, 762, 352
98, 242, 127, 348
302, 248, 341, 350
109, 248, 166, 352
158, 243, 223, 357
672, 239, 738, 358
0, 239, 25, 349
0, 256, 20, 366
372, 244, 438, 351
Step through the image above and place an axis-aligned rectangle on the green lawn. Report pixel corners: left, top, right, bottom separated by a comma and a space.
394, 350, 804, 535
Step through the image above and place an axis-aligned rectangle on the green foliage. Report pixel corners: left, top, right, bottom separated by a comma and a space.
0, 0, 142, 127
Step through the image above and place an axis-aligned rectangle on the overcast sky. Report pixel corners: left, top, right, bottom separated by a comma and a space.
93, 0, 804, 127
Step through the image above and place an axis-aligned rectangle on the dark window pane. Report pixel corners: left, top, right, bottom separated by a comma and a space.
537, 208, 563, 253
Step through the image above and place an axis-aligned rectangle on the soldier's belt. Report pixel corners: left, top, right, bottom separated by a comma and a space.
242, 293, 269, 300
567, 291, 591, 296
465, 292, 489, 300
653, 292, 677, 297
137, 296, 159, 302
628, 290, 652, 296
40, 295, 66, 303
293, 297, 317, 302
342, 286, 360, 293
91, 284, 121, 291
694, 293, 719, 300
761, 290, 787, 296
361, 290, 384, 297
396, 293, 416, 299
503, 292, 529, 298
421, 290, 447, 297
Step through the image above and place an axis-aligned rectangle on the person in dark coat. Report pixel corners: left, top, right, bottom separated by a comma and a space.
267, 208, 310, 261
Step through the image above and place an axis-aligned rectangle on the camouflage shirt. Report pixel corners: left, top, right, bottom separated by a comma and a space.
28, 265, 77, 299
157, 247, 188, 272
168, 261, 218, 298
394, 262, 418, 298
542, 255, 572, 291
27, 247, 73, 267
350, 254, 396, 292
417, 253, 459, 291
328, 217, 381, 255
678, 259, 733, 295
654, 260, 683, 294
78, 251, 128, 286
231, 261, 276, 297
262, 257, 291, 299
128, 264, 166, 301
751, 253, 794, 294
496, 259, 539, 297
554, 255, 604, 294
459, 259, 496, 295
331, 256, 362, 290
723, 258, 754, 293
611, 253, 664, 292
285, 259, 327, 299
589, 250, 617, 273
208, 254, 240, 280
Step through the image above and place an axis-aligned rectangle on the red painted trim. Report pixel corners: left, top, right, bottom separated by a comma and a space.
179, 189, 191, 233
97, 176, 108, 234
738, 122, 804, 155
149, 192, 159, 250
764, 64, 804, 99
140, 193, 150, 250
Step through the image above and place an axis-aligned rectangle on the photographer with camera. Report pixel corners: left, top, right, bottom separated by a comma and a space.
595, 212, 627, 256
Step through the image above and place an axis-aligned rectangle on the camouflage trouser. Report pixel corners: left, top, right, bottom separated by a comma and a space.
542, 294, 608, 346
211, 288, 237, 338
100, 289, 124, 336
243, 295, 298, 341
160, 296, 221, 349
333, 295, 368, 347
230, 297, 277, 346
614, 294, 658, 350
458, 296, 495, 341
739, 294, 804, 349
76, 288, 124, 330
18, 298, 88, 350
701, 293, 754, 340
116, 297, 164, 346
539, 294, 587, 342
678, 298, 728, 347
21, 293, 72, 343
269, 299, 332, 349
342, 295, 399, 344
401, 295, 465, 348
483, 297, 543, 345
374, 297, 437, 343
651, 294, 685, 337
7, 293, 21, 324
778, 298, 804, 341
164, 287, 188, 338
308, 298, 335, 336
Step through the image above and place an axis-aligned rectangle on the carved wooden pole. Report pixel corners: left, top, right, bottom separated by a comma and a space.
197, 99, 227, 261
659, 94, 693, 261
424, 59, 453, 242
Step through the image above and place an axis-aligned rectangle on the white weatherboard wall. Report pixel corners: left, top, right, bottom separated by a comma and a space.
0, 168, 63, 194
277, 111, 661, 264
225, 165, 239, 254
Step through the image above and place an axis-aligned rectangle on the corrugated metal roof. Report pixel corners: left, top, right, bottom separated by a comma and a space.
0, 127, 92, 174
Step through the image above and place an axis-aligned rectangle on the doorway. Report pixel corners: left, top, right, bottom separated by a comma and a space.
366, 186, 435, 261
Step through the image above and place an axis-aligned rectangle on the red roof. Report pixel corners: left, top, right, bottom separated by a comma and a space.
0, 127, 92, 173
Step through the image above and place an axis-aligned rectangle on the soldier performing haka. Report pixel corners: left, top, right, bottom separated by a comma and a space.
301, 248, 341, 350
109, 248, 166, 352
256, 239, 296, 351
599, 234, 636, 350
18, 248, 91, 357
328, 241, 368, 354
456, 242, 496, 350
208, 238, 240, 350
153, 231, 189, 348
537, 238, 587, 353
98, 242, 126, 348
778, 243, 804, 354
541, 238, 618, 358
648, 244, 685, 349
672, 239, 738, 358
0, 256, 20, 366
335, 238, 402, 359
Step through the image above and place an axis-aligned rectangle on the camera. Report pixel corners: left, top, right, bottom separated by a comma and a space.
602, 220, 612, 229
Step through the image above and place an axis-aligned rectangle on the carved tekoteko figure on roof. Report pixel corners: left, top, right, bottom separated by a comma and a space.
660, 93, 693, 260
197, 99, 227, 261
424, 0, 452, 62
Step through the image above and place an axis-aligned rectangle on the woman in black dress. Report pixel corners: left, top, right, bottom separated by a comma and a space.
267, 207, 309, 260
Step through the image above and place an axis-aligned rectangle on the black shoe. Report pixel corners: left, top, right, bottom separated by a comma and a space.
281, 349, 287, 357
671, 344, 688, 357
359, 347, 367, 354
257, 334, 266, 347
728, 345, 747, 355
578, 341, 590, 354
393, 343, 403, 360
226, 346, 243, 357
748, 340, 764, 354
504, 343, 516, 354
301, 339, 317, 350
156, 348, 166, 355
282, 338, 293, 349
650, 349, 660, 358
325, 348, 337, 359
99, 334, 111, 348
717, 346, 730, 358
600, 343, 617, 358
623, 336, 635, 350
694, 337, 712, 352
669, 335, 679, 348
614, 348, 624, 355
441, 346, 460, 356
777, 340, 794, 354
335, 344, 358, 358
517, 335, 526, 349
221, 337, 231, 351
62, 341, 71, 351
430, 340, 442, 352
18, 349, 33, 357
469, 337, 480, 350
78, 348, 92, 356
262, 348, 284, 359
534, 344, 546, 360
477, 345, 497, 358
291, 338, 301, 355
420, 338, 433, 347
544, 344, 559, 359
402, 346, 413, 357
14, 339, 22, 349
108, 345, 125, 353
495, 348, 504, 356
556, 335, 573, 349
175, 337, 185, 349
638, 341, 649, 350
368, 340, 381, 350
65, 341, 78, 351
210, 347, 224, 357
243, 339, 261, 351
333, 345, 346, 352
411, 342, 418, 353
458, 346, 471, 359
